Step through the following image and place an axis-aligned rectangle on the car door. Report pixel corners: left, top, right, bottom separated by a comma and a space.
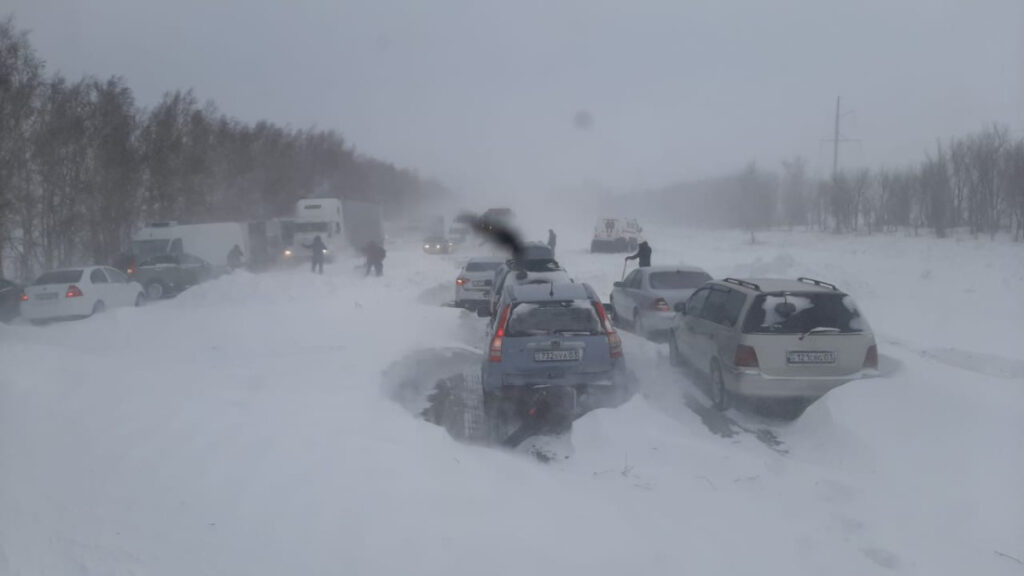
105, 267, 135, 306
702, 288, 747, 366
676, 287, 710, 367
88, 268, 113, 306
613, 269, 640, 314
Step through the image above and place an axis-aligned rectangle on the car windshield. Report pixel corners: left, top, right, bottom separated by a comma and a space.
742, 292, 867, 334
294, 222, 329, 233
649, 271, 711, 290
522, 245, 553, 259
130, 239, 171, 259
506, 301, 603, 336
517, 258, 560, 272
33, 270, 84, 285
466, 261, 501, 272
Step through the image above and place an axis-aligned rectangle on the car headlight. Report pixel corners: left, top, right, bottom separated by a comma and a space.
284, 249, 292, 256
424, 244, 431, 249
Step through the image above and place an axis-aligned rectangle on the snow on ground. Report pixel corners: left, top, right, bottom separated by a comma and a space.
1, 224, 1022, 575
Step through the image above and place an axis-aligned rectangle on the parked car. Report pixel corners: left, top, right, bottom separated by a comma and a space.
591, 217, 643, 253
0, 277, 24, 323
21, 266, 144, 323
129, 252, 218, 300
455, 257, 504, 311
610, 265, 712, 338
668, 277, 878, 419
423, 235, 454, 254
482, 282, 631, 443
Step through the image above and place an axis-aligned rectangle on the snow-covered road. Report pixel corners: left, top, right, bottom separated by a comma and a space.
1, 226, 1022, 575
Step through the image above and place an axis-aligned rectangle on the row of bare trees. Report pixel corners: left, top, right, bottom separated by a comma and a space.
642, 125, 1024, 243
0, 18, 443, 280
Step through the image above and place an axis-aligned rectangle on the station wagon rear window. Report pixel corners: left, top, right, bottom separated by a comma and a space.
649, 271, 712, 290
33, 270, 84, 285
742, 292, 867, 334
466, 261, 502, 272
506, 301, 603, 336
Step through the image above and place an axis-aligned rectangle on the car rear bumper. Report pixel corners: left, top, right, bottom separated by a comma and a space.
639, 310, 676, 332
725, 368, 878, 399
20, 299, 93, 320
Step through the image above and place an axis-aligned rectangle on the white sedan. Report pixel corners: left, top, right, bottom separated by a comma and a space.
21, 266, 145, 323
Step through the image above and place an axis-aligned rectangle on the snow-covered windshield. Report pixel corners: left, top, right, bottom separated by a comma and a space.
506, 301, 603, 336
742, 292, 867, 334
649, 271, 712, 290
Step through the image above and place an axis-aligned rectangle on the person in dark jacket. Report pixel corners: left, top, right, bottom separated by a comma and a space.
227, 244, 244, 270
547, 229, 557, 255
304, 235, 328, 274
625, 240, 652, 267
364, 241, 386, 277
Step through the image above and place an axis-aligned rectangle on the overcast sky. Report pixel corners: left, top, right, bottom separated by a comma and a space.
6, 0, 1023, 197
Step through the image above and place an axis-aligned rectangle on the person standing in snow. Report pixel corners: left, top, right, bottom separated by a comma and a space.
547, 229, 557, 255
227, 244, 244, 270
363, 241, 386, 277
625, 239, 652, 268
304, 235, 328, 274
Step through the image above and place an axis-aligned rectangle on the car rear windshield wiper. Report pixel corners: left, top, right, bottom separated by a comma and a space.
798, 326, 842, 340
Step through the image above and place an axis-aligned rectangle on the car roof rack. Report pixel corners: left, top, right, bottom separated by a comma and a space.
723, 278, 761, 292
797, 277, 838, 291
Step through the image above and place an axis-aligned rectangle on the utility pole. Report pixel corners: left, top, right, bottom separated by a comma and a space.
823, 96, 858, 182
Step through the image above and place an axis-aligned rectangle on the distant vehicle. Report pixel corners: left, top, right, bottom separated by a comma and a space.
285, 198, 343, 263
341, 198, 385, 250
423, 235, 454, 254
668, 277, 878, 419
610, 265, 712, 338
591, 217, 643, 253
481, 281, 631, 444
130, 222, 249, 269
21, 267, 144, 323
454, 257, 504, 311
129, 252, 218, 300
0, 277, 24, 323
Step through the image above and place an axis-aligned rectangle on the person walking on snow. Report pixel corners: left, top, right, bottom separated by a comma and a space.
363, 241, 386, 277
547, 229, 557, 255
625, 239, 652, 268
304, 235, 328, 274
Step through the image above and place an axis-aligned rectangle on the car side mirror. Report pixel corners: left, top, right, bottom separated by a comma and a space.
674, 302, 687, 314
613, 281, 625, 288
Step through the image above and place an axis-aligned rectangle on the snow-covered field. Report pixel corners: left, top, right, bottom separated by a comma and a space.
2, 224, 1022, 575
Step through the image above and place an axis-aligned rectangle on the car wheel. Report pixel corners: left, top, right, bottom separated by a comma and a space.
668, 331, 685, 367
709, 360, 731, 411
91, 300, 106, 316
146, 281, 165, 300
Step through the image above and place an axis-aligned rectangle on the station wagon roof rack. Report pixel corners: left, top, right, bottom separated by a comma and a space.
797, 277, 838, 291
723, 278, 761, 291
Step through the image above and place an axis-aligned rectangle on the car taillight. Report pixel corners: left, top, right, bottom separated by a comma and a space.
20, 292, 28, 302
126, 267, 134, 275
456, 277, 467, 286
863, 344, 878, 369
65, 285, 83, 298
652, 298, 670, 312
489, 305, 511, 362
735, 345, 759, 368
608, 331, 623, 359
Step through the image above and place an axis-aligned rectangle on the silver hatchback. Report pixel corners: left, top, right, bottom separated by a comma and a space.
669, 277, 878, 419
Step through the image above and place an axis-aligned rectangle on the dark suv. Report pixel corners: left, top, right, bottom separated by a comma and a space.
130, 253, 216, 300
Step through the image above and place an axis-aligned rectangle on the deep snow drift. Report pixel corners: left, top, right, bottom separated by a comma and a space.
1, 225, 1022, 575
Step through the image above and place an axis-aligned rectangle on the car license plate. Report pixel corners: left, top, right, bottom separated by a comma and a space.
37, 293, 58, 301
787, 351, 836, 365
472, 280, 488, 287
535, 350, 581, 362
